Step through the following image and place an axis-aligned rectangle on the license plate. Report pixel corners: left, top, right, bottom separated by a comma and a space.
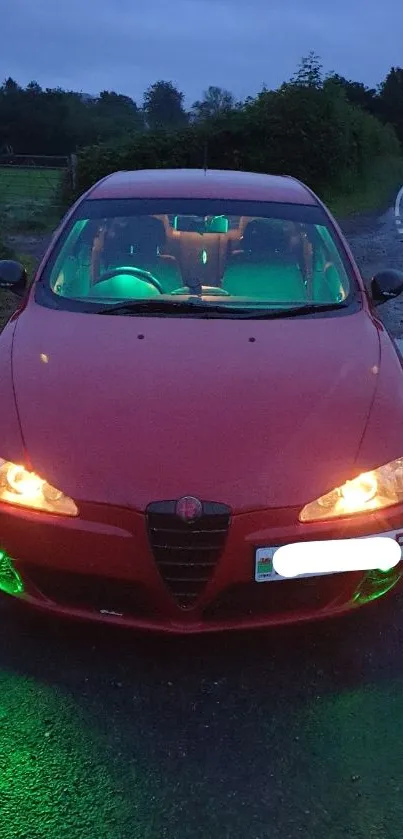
255, 532, 403, 582
254, 547, 335, 582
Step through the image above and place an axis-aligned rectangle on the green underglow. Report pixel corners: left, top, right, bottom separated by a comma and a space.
353, 568, 401, 605
0, 551, 24, 596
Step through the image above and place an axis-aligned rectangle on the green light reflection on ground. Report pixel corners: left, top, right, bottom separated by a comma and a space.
0, 671, 160, 839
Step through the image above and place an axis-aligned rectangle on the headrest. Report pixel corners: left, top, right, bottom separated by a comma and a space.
242, 219, 291, 259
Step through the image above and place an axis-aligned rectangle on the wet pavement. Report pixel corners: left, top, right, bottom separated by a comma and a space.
340, 205, 403, 338
1, 200, 403, 838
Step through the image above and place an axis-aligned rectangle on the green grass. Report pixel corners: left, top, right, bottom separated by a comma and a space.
0, 238, 14, 261
0, 166, 62, 197
323, 155, 403, 218
0, 166, 66, 232
15, 251, 39, 278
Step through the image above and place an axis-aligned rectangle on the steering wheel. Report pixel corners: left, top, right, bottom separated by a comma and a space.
96, 266, 164, 293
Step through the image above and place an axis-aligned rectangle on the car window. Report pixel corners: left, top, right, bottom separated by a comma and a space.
43, 199, 355, 313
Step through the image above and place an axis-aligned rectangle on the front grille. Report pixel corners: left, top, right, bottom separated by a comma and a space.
203, 575, 349, 622
146, 500, 231, 608
19, 565, 153, 618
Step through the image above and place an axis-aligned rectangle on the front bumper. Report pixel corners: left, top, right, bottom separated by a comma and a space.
1, 500, 402, 634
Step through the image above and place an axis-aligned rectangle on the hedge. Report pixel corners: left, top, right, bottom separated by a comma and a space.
75, 84, 401, 197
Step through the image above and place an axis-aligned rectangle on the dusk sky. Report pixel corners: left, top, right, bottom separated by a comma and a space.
2, 0, 401, 105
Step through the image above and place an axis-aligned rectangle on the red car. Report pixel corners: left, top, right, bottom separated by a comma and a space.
1, 168, 403, 634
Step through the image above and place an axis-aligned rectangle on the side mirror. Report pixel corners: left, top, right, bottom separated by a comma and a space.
371, 269, 403, 306
0, 260, 28, 297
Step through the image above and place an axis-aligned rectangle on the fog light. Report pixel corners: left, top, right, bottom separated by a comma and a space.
0, 551, 24, 596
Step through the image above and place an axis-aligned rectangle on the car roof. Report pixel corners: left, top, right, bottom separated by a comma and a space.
88, 169, 317, 205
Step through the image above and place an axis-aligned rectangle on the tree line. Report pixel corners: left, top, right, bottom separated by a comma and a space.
73, 55, 401, 200
2, 54, 403, 156
0, 78, 237, 155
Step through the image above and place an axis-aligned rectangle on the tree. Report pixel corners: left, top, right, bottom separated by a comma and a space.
97, 90, 139, 118
2, 77, 20, 95
191, 86, 235, 121
26, 80, 42, 95
378, 67, 403, 141
0, 80, 146, 154
143, 81, 188, 130
324, 73, 378, 113
0, 78, 24, 152
291, 52, 323, 88
95, 91, 144, 135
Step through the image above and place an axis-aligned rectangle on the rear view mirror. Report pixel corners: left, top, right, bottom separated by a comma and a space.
0, 260, 28, 297
174, 216, 204, 233
173, 215, 229, 234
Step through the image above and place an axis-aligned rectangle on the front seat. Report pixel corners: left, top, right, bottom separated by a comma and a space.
223, 219, 306, 302
96, 216, 181, 295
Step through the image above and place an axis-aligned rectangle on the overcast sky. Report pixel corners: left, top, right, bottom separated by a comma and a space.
1, 0, 402, 105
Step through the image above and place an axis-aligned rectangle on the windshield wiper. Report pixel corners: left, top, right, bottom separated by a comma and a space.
96, 298, 242, 316
231, 301, 351, 319
96, 298, 350, 318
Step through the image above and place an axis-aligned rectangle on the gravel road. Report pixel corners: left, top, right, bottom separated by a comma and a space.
340, 205, 403, 337
1, 202, 403, 839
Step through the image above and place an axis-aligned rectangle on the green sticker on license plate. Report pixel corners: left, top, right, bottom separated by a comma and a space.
255, 547, 278, 582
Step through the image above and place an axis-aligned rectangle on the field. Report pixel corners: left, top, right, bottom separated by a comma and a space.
0, 165, 66, 232
0, 164, 67, 326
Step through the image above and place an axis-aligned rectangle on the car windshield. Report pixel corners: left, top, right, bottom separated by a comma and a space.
40, 198, 356, 315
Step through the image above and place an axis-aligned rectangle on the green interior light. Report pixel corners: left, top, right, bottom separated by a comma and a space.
0, 551, 24, 596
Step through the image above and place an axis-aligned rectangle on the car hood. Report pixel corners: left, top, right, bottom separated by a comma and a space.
11, 303, 380, 513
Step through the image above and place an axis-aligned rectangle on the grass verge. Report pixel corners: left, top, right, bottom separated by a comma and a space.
0, 166, 66, 233
323, 155, 403, 218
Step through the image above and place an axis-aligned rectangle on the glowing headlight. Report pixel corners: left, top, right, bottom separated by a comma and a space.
300, 458, 403, 522
0, 460, 78, 516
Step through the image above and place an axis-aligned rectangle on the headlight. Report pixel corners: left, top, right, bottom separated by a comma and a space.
300, 458, 403, 522
0, 460, 78, 516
